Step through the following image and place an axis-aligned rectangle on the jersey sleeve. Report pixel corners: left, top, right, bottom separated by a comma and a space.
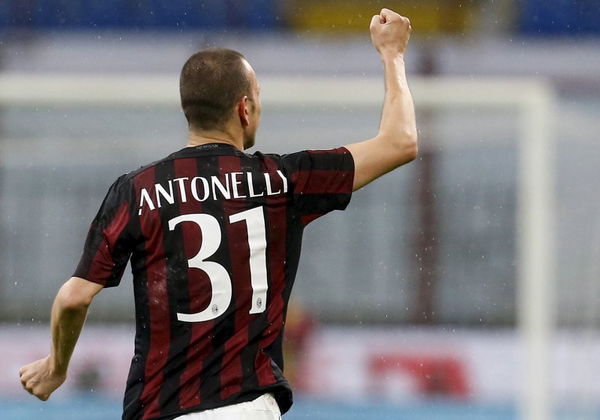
281, 147, 355, 225
73, 176, 133, 288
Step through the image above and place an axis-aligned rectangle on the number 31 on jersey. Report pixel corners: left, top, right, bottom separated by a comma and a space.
168, 206, 268, 323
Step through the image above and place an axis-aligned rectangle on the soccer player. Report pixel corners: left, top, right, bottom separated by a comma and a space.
19, 8, 416, 420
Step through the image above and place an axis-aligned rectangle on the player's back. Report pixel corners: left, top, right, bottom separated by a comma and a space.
75, 142, 354, 420
125, 143, 294, 420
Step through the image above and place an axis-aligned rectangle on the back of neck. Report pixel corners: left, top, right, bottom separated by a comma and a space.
187, 128, 243, 151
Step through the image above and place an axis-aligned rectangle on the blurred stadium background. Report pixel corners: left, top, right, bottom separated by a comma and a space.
1, 1, 600, 419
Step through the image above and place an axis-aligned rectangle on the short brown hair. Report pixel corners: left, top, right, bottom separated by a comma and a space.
180, 48, 251, 130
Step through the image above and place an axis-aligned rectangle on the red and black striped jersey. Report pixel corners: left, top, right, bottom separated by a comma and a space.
74, 143, 354, 420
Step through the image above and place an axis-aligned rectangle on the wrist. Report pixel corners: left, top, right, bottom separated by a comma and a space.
48, 354, 67, 376
380, 51, 405, 62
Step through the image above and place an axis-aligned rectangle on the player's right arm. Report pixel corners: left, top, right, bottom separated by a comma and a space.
19, 277, 103, 400
345, 8, 417, 191
19, 176, 132, 400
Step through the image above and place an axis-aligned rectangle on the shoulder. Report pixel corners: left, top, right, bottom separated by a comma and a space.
247, 150, 290, 172
281, 147, 353, 169
117, 152, 175, 187
104, 160, 160, 200
249, 150, 283, 162
248, 148, 353, 173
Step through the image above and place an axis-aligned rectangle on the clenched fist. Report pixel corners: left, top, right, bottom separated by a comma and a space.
19, 356, 66, 401
370, 8, 412, 57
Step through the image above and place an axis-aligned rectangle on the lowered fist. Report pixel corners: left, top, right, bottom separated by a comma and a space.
19, 356, 66, 401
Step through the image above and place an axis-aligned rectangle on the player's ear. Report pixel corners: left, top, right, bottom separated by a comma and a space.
237, 96, 250, 127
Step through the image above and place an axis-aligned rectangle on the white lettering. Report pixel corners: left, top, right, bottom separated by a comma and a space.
173, 177, 189, 203
155, 181, 175, 208
211, 176, 231, 200
137, 171, 288, 214
139, 188, 156, 215
231, 172, 246, 199
264, 173, 281, 195
191, 176, 209, 202
247, 172, 264, 198
276, 170, 288, 193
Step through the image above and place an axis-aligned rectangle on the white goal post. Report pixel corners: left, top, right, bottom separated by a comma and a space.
0, 74, 556, 420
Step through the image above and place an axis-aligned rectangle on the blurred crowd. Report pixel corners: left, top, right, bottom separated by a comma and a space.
1, 0, 599, 36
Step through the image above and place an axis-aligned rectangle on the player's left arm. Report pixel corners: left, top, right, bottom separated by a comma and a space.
19, 276, 103, 401
345, 8, 417, 191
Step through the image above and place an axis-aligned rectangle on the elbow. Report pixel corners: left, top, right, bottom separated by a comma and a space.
403, 135, 418, 163
57, 282, 93, 311
58, 292, 91, 312
389, 131, 418, 164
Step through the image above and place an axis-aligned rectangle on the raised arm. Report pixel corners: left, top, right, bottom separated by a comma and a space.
19, 277, 102, 400
345, 8, 417, 191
